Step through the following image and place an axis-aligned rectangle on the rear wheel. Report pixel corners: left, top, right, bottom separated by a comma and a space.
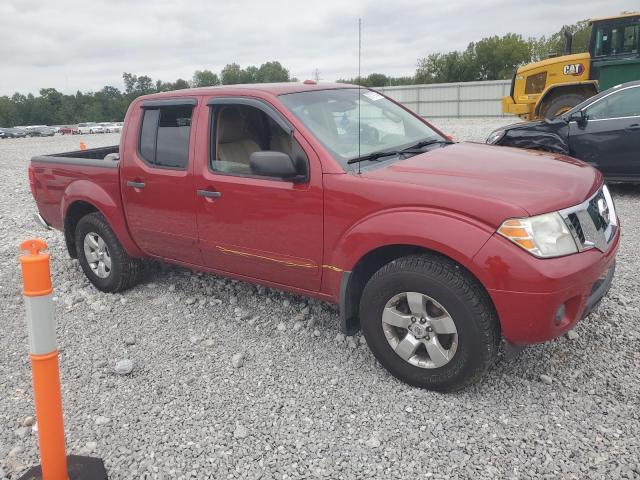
542, 93, 587, 119
75, 212, 141, 292
360, 254, 500, 392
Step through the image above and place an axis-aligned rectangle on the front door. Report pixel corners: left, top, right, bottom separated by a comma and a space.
121, 99, 202, 264
569, 84, 640, 179
193, 98, 323, 292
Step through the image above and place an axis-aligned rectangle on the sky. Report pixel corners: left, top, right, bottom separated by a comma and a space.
0, 0, 637, 96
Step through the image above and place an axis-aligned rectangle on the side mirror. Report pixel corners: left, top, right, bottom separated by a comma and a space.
249, 151, 304, 182
567, 110, 587, 126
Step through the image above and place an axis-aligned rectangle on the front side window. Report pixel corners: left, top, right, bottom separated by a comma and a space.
279, 88, 443, 169
210, 103, 306, 178
139, 104, 193, 169
594, 23, 639, 57
586, 86, 640, 120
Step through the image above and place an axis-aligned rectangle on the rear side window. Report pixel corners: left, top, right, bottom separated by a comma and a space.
139, 105, 193, 169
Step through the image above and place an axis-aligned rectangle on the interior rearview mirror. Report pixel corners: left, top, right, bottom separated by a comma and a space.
249, 151, 304, 182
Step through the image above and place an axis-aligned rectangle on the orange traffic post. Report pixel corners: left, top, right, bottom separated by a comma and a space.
79, 142, 86, 150
18, 239, 107, 480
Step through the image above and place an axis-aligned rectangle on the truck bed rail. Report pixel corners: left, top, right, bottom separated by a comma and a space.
31, 145, 120, 168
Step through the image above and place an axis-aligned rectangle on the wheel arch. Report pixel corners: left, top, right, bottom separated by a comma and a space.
62, 180, 144, 259
339, 244, 498, 336
63, 201, 99, 258
534, 81, 598, 117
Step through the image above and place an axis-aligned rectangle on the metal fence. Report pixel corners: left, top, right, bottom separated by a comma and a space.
376, 80, 511, 118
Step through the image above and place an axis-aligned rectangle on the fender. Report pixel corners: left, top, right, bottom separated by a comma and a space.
502, 128, 570, 155
534, 81, 598, 117
324, 207, 498, 300
62, 179, 144, 257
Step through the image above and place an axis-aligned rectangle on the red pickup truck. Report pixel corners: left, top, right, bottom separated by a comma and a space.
29, 82, 619, 391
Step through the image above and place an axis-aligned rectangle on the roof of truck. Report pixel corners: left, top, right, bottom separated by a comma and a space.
590, 12, 640, 23
138, 82, 357, 100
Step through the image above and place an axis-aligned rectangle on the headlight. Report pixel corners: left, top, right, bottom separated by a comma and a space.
498, 212, 578, 258
486, 130, 506, 144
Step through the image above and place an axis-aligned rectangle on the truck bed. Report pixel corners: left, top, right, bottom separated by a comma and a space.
30, 145, 123, 231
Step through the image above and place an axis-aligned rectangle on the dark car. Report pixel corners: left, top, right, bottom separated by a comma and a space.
0, 129, 6, 139
1, 128, 28, 138
28, 127, 55, 137
487, 80, 640, 183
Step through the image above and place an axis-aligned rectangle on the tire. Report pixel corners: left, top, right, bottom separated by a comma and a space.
360, 254, 500, 392
542, 93, 588, 119
75, 212, 141, 292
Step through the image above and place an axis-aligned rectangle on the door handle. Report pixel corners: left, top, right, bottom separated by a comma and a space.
127, 180, 146, 188
625, 124, 640, 131
197, 189, 222, 198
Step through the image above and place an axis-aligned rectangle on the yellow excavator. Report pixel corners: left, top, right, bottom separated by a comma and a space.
503, 13, 640, 120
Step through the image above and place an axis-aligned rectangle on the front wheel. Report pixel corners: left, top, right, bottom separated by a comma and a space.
360, 254, 500, 392
75, 212, 142, 292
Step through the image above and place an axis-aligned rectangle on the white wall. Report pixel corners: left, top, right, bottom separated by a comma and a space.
377, 80, 512, 118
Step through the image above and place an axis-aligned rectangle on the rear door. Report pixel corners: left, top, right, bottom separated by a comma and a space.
192, 97, 324, 292
121, 98, 202, 264
569, 84, 640, 179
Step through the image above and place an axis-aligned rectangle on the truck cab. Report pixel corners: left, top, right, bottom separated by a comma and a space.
503, 13, 640, 120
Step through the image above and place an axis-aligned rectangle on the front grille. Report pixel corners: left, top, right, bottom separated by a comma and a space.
560, 185, 618, 253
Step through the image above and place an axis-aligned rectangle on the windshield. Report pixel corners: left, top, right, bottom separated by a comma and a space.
279, 88, 443, 169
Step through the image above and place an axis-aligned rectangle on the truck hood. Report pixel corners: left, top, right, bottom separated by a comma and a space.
362, 142, 601, 221
516, 52, 590, 75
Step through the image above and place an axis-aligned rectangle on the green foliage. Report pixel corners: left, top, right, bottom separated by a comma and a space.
220, 61, 290, 84
530, 20, 591, 61
337, 73, 415, 87
0, 63, 294, 127
192, 70, 220, 87
415, 21, 592, 83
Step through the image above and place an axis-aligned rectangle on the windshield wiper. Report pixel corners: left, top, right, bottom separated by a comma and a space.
346, 149, 424, 165
403, 138, 454, 151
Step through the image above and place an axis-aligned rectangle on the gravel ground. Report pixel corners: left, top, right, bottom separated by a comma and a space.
1, 122, 639, 480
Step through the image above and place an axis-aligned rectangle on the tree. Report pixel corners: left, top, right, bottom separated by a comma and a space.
366, 73, 389, 87
256, 61, 290, 82
221, 63, 244, 85
415, 50, 478, 83
530, 20, 591, 61
192, 69, 220, 87
471, 34, 531, 80
172, 78, 190, 90
415, 33, 530, 82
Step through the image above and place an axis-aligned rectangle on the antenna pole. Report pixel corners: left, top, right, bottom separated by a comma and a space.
357, 17, 362, 175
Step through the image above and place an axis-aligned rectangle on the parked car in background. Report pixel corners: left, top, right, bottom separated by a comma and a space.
77, 123, 105, 134
0, 129, 6, 139
101, 122, 121, 133
59, 126, 79, 135
1, 128, 27, 138
487, 80, 640, 183
28, 126, 56, 137
29, 83, 619, 391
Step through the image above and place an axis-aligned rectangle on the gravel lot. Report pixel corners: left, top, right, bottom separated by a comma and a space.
1, 121, 639, 479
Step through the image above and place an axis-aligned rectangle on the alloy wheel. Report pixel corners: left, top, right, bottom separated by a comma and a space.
83, 232, 112, 278
381, 291, 458, 368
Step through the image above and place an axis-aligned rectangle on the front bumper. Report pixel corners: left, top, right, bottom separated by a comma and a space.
501, 96, 533, 118
472, 228, 620, 345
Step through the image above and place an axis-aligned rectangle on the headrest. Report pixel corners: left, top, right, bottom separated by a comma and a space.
218, 107, 246, 143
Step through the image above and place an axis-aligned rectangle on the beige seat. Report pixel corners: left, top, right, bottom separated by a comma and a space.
216, 107, 261, 171
270, 133, 292, 156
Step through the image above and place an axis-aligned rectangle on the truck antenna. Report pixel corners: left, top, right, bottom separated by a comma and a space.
357, 17, 362, 175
